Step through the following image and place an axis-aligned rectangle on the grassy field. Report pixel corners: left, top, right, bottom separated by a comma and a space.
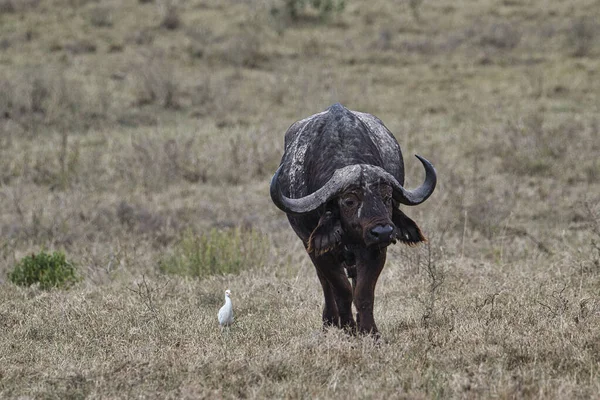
1, 0, 600, 398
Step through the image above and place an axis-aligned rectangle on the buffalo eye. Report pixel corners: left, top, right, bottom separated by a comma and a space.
383, 195, 392, 205
341, 195, 359, 208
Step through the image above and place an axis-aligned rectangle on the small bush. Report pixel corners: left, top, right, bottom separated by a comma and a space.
221, 31, 263, 68
160, 1, 180, 30
64, 39, 97, 54
0, 0, 16, 13
159, 228, 269, 278
479, 22, 521, 50
0, 0, 39, 13
276, 0, 346, 21
409, 0, 423, 22
133, 51, 178, 108
185, 26, 212, 59
9, 251, 80, 290
88, 6, 113, 28
566, 16, 597, 57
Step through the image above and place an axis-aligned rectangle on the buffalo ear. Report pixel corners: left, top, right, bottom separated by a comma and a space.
307, 211, 344, 255
392, 208, 426, 246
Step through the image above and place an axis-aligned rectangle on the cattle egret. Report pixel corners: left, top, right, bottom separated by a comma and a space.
218, 289, 234, 331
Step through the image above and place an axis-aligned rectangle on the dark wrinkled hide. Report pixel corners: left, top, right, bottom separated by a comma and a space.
271, 103, 435, 335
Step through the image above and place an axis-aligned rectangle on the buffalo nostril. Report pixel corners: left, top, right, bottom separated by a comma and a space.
369, 224, 394, 242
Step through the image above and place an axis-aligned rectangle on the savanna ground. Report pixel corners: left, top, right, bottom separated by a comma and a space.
1, 0, 599, 398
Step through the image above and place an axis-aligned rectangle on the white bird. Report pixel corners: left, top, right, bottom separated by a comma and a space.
218, 289, 234, 331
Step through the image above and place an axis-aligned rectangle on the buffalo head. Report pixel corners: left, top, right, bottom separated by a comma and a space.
270, 157, 436, 255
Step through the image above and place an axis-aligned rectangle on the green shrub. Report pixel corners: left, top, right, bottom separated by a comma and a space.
9, 251, 80, 290
159, 228, 269, 278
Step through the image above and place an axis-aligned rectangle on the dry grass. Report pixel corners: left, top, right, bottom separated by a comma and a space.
1, 0, 600, 398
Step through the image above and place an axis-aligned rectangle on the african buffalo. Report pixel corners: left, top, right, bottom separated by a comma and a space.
270, 103, 436, 335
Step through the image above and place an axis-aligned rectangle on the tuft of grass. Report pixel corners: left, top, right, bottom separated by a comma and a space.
158, 228, 269, 278
8, 250, 80, 290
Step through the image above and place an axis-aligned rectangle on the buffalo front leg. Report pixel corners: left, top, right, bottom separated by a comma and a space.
314, 267, 339, 327
309, 252, 356, 331
354, 249, 386, 335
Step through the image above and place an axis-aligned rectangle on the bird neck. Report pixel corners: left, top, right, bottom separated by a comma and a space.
224, 297, 232, 305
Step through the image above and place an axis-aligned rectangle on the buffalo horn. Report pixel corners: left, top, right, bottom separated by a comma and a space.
270, 155, 436, 215
392, 155, 437, 206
